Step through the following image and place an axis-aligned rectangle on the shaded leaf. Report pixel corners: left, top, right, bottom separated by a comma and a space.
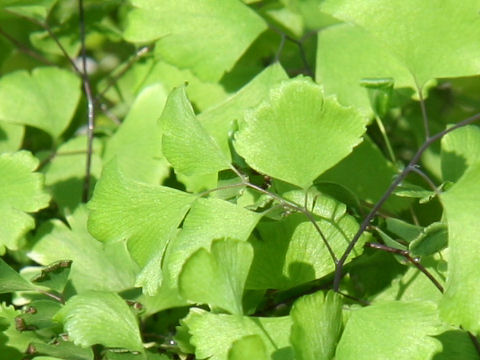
104, 83, 170, 184
318, 137, 409, 213
409, 223, 448, 257
235, 77, 367, 188
247, 192, 368, 290
0, 67, 81, 138
441, 124, 480, 182
54, 291, 143, 351
42, 136, 102, 214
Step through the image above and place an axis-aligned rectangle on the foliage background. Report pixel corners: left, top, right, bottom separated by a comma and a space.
0, 0, 480, 359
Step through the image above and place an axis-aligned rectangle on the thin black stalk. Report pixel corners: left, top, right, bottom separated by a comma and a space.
365, 242, 444, 293
285, 35, 313, 77
246, 182, 338, 263
0, 27, 55, 65
78, 0, 96, 203
408, 165, 441, 196
3, 9, 82, 74
333, 111, 480, 291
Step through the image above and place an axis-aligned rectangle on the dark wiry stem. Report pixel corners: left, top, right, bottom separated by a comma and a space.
78, 0, 95, 202
365, 242, 444, 293
333, 111, 480, 291
3, 9, 82, 74
0, 27, 54, 65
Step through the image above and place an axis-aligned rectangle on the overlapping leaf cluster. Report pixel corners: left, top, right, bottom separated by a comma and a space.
1, 0, 480, 359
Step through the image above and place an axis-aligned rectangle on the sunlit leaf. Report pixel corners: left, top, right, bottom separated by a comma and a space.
29, 206, 138, 293
179, 239, 253, 315
160, 86, 231, 177
88, 161, 196, 267
0, 257, 35, 293
124, 0, 267, 81
0, 151, 50, 250
440, 162, 480, 334
228, 335, 268, 360
181, 308, 293, 360
54, 291, 143, 351
235, 77, 367, 188
0, 67, 81, 138
291, 291, 342, 360
316, 23, 414, 116
320, 0, 480, 88
336, 301, 444, 360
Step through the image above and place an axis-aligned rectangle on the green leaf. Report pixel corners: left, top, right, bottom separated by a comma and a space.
247, 193, 368, 290
409, 222, 448, 257
104, 83, 170, 184
316, 23, 414, 116
0, 122, 24, 153
30, 260, 72, 293
0, 67, 81, 138
0, 303, 40, 354
235, 77, 367, 188
160, 86, 231, 177
30, 340, 93, 360
320, 0, 480, 88
199, 63, 289, 159
87, 161, 196, 266
374, 255, 446, 303
0, 0, 57, 20
228, 335, 268, 360
29, 206, 138, 292
0, 151, 50, 250
179, 239, 253, 315
290, 291, 343, 360
432, 330, 480, 360
182, 308, 293, 360
145, 197, 261, 309
335, 301, 444, 360
385, 217, 423, 243
318, 137, 409, 213
54, 291, 143, 351
441, 124, 480, 182
42, 136, 102, 214
440, 162, 480, 334
124, 0, 267, 81
0, 257, 35, 293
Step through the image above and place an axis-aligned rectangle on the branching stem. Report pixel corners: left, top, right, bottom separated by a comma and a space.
333, 111, 480, 291
78, 0, 96, 203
